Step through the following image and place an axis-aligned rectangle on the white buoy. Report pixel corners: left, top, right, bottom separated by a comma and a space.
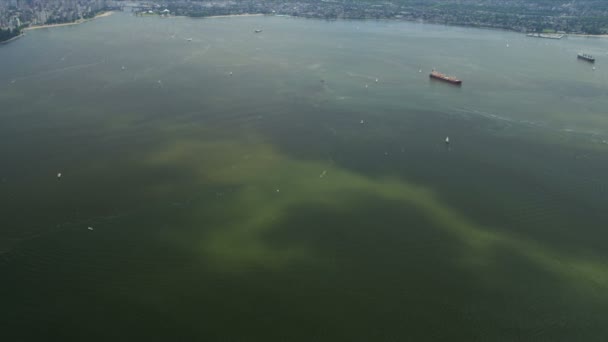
375, 78, 379, 83
121, 66, 126, 71
87, 227, 94, 231
360, 120, 364, 124
445, 136, 450, 144
419, 69, 422, 73
276, 189, 280, 193
229, 71, 233, 76
57, 172, 62, 179
592, 66, 596, 70
365, 84, 368, 88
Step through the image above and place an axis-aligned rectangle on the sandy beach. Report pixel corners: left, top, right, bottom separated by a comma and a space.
24, 11, 113, 31
95, 11, 114, 19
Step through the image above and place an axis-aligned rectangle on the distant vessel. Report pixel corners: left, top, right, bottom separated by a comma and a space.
577, 53, 595, 63
254, 29, 262, 33
186, 38, 193, 42
526, 33, 564, 40
430, 70, 462, 85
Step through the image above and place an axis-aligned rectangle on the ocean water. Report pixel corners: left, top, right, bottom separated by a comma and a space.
1, 13, 608, 341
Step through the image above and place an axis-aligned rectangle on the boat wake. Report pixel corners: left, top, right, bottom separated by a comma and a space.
454, 107, 608, 144
453, 107, 553, 130
3, 60, 107, 84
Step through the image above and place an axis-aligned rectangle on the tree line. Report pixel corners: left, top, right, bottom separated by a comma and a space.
0, 27, 21, 43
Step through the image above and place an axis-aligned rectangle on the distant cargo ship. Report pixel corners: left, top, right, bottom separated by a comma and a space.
254, 29, 263, 33
577, 53, 595, 63
527, 33, 565, 39
430, 70, 462, 85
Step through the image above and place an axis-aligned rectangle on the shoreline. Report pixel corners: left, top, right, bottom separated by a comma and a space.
23, 10, 114, 31
164, 13, 266, 19
9, 10, 608, 39
569, 33, 608, 38
204, 13, 265, 19
0, 33, 25, 44
175, 12, 608, 38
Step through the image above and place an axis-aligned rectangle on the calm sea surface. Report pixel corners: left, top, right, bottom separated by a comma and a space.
1, 13, 608, 341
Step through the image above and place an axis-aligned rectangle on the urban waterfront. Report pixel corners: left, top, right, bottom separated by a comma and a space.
1, 13, 608, 341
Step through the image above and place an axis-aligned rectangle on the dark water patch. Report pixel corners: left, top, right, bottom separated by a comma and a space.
4, 187, 608, 341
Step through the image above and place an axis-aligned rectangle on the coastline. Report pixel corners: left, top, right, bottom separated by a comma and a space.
181, 13, 608, 38
0, 33, 25, 44
95, 11, 114, 19
8, 9, 608, 39
166, 13, 267, 20
569, 33, 608, 38
204, 13, 265, 19
23, 11, 114, 32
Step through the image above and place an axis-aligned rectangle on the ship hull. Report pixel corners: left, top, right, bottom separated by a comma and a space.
577, 55, 595, 63
429, 73, 462, 85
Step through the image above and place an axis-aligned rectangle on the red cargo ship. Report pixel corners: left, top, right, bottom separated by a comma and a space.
429, 70, 462, 85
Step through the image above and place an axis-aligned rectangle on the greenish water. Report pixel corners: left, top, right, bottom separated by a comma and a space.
1, 13, 608, 341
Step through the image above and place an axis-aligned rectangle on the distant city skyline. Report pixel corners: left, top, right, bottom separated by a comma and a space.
1, 0, 116, 30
